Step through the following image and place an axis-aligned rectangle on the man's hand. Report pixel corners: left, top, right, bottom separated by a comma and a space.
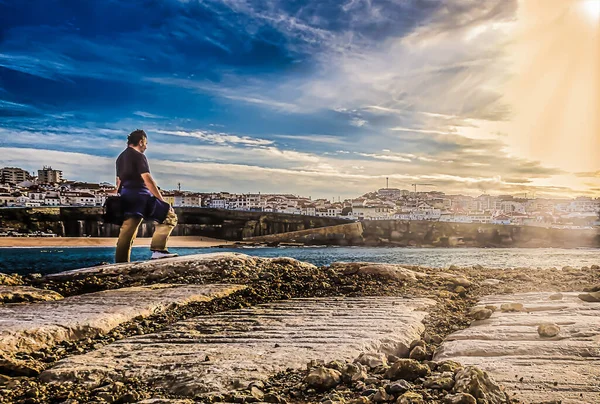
141, 173, 164, 201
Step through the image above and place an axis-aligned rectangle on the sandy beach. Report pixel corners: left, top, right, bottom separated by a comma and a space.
0, 236, 233, 248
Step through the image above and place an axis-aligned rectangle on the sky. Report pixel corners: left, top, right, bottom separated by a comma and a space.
0, 0, 599, 199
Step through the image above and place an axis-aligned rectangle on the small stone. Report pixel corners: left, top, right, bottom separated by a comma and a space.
347, 398, 370, 404
444, 392, 477, 404
361, 388, 378, 396
408, 346, 429, 361
500, 303, 524, 312
591, 265, 599, 270
409, 340, 426, 350
578, 292, 600, 302
305, 366, 342, 390
384, 359, 430, 381
454, 286, 467, 295
397, 391, 424, 404
264, 393, 283, 403
423, 375, 454, 390
355, 352, 388, 369
469, 307, 492, 321
437, 360, 463, 373
387, 380, 412, 394
250, 386, 264, 401
364, 377, 380, 385
549, 293, 563, 301
538, 323, 560, 338
373, 387, 392, 402
449, 276, 472, 288
481, 279, 501, 286
342, 363, 368, 384
387, 354, 401, 364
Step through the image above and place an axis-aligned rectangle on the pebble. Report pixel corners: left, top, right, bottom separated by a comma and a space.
384, 359, 430, 381
305, 367, 342, 390
397, 391, 424, 404
578, 291, 600, 302
500, 302, 524, 312
443, 392, 477, 404
548, 293, 563, 300
355, 352, 388, 369
469, 307, 492, 321
408, 346, 429, 361
538, 323, 560, 338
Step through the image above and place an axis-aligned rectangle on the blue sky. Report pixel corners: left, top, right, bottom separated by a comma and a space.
0, 0, 597, 198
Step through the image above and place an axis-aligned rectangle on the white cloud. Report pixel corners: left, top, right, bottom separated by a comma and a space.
133, 111, 165, 119
157, 129, 274, 146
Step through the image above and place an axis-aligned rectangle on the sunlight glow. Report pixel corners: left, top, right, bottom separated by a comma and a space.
580, 0, 600, 22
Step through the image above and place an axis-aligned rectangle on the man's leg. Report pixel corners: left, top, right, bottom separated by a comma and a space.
150, 208, 178, 252
115, 216, 143, 263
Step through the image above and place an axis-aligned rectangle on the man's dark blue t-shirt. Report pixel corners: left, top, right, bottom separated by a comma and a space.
116, 147, 150, 189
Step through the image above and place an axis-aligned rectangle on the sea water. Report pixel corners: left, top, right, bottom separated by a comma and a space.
1, 246, 599, 276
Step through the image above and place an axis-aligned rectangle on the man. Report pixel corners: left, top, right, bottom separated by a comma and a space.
115, 129, 178, 262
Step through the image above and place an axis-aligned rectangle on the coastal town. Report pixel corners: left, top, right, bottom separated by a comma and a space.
1, 165, 599, 228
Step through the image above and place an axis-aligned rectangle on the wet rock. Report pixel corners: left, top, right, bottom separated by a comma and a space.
397, 391, 424, 404
469, 307, 492, 321
342, 363, 368, 384
578, 292, 600, 302
443, 392, 477, 404
305, 366, 342, 390
537, 323, 560, 338
453, 366, 508, 404
548, 293, 563, 301
387, 380, 412, 395
500, 303, 524, 312
355, 352, 388, 369
384, 359, 430, 381
408, 346, 429, 361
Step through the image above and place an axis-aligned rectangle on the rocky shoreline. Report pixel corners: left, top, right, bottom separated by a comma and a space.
1, 254, 600, 403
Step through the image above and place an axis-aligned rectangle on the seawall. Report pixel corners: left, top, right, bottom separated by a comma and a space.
0, 207, 348, 240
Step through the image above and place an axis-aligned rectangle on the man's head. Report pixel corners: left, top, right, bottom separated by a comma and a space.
127, 129, 148, 153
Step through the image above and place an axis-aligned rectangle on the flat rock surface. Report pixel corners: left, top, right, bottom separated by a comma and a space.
41, 296, 435, 395
0, 286, 63, 304
44, 253, 315, 280
0, 284, 245, 354
435, 292, 600, 404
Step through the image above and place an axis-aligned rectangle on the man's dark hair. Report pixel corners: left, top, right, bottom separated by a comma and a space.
127, 129, 147, 146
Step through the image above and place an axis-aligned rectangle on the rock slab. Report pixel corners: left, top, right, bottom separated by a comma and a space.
41, 296, 435, 395
434, 292, 600, 404
0, 283, 245, 354
0, 286, 63, 304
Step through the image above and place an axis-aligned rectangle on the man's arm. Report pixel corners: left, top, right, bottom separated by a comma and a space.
141, 173, 164, 201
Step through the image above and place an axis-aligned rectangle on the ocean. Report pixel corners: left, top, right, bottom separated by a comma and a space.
1, 246, 599, 276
